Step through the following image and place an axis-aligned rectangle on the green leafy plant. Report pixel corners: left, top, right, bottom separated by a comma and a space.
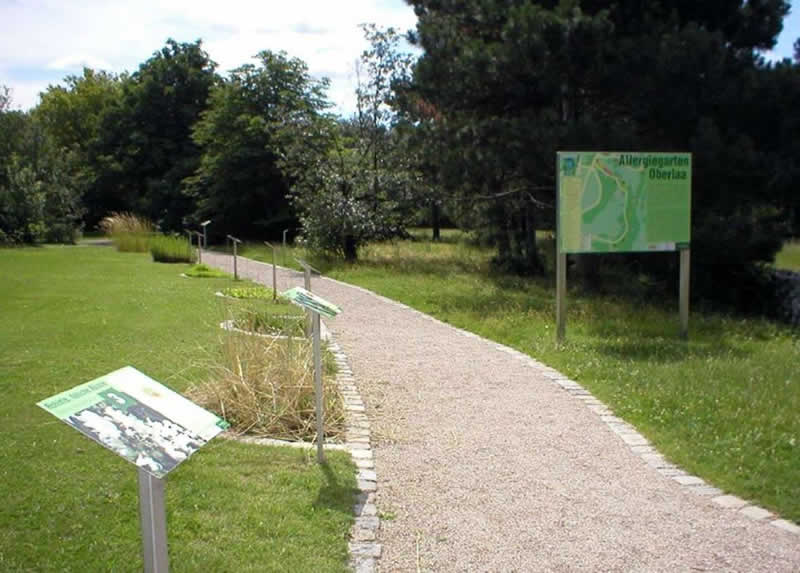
184, 263, 231, 278
221, 285, 283, 300
150, 234, 195, 263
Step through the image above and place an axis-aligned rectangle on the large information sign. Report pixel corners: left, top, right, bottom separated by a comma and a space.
37, 366, 229, 478
557, 151, 691, 253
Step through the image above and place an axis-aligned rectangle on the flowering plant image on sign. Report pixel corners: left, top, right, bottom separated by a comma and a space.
557, 151, 691, 253
283, 286, 342, 318
37, 366, 229, 478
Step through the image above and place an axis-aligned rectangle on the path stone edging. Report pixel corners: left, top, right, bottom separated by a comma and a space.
318, 274, 800, 539
326, 338, 382, 573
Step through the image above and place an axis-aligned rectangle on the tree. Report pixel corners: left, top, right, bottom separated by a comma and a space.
0, 110, 84, 244
92, 39, 217, 230
404, 0, 795, 295
282, 26, 418, 260
187, 51, 329, 240
36, 68, 121, 230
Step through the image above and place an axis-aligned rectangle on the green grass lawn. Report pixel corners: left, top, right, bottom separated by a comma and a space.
243, 232, 799, 523
0, 246, 356, 572
775, 239, 800, 271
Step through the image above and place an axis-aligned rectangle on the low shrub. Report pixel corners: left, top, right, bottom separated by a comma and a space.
187, 331, 343, 441
184, 264, 231, 278
221, 286, 282, 301
150, 234, 195, 263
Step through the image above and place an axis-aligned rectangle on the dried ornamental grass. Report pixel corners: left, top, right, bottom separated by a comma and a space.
99, 212, 155, 252
187, 331, 345, 442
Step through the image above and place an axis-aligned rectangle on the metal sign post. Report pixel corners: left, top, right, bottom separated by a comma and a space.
282, 287, 341, 464
282, 229, 288, 266
200, 220, 211, 249
556, 252, 567, 343
138, 468, 169, 573
679, 248, 691, 339
36, 367, 229, 573
264, 242, 278, 302
193, 231, 203, 264
227, 235, 242, 280
311, 311, 324, 463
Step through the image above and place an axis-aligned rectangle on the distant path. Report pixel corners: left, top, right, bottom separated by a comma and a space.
203, 251, 799, 572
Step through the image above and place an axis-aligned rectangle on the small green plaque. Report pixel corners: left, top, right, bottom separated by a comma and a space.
283, 287, 341, 318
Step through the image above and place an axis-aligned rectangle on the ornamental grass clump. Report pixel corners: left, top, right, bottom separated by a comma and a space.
150, 234, 195, 263
232, 306, 306, 338
187, 331, 344, 441
99, 212, 154, 252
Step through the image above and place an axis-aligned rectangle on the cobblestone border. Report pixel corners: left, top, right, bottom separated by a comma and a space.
327, 338, 382, 573
319, 275, 800, 539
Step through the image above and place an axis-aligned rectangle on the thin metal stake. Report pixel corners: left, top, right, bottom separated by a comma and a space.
282, 229, 288, 266
138, 468, 169, 573
264, 242, 277, 302
312, 311, 325, 463
679, 248, 691, 340
556, 252, 567, 342
232, 240, 238, 280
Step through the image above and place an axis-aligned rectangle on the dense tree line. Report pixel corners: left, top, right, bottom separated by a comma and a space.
398, 0, 800, 310
1, 4, 799, 314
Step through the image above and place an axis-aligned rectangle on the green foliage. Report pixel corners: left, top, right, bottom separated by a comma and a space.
150, 234, 195, 263
0, 108, 85, 244
283, 27, 417, 260
0, 247, 356, 571
91, 39, 217, 230
775, 240, 800, 271
185, 263, 231, 278
220, 285, 282, 300
187, 51, 328, 241
403, 0, 798, 300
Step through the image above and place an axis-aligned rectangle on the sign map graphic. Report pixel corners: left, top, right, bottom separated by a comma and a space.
557, 152, 691, 253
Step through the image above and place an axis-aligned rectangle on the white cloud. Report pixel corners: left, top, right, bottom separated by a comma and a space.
0, 0, 419, 113
47, 55, 114, 71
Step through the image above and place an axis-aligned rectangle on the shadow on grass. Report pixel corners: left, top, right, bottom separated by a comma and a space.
313, 461, 358, 515
591, 337, 748, 363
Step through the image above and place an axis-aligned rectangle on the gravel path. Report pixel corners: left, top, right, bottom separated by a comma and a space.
203, 252, 799, 572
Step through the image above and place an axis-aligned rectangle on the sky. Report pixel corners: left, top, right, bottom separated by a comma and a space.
0, 0, 418, 115
0, 0, 798, 115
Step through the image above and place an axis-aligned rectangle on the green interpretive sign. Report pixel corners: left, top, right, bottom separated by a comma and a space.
557, 151, 691, 253
283, 286, 341, 319
37, 366, 229, 478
